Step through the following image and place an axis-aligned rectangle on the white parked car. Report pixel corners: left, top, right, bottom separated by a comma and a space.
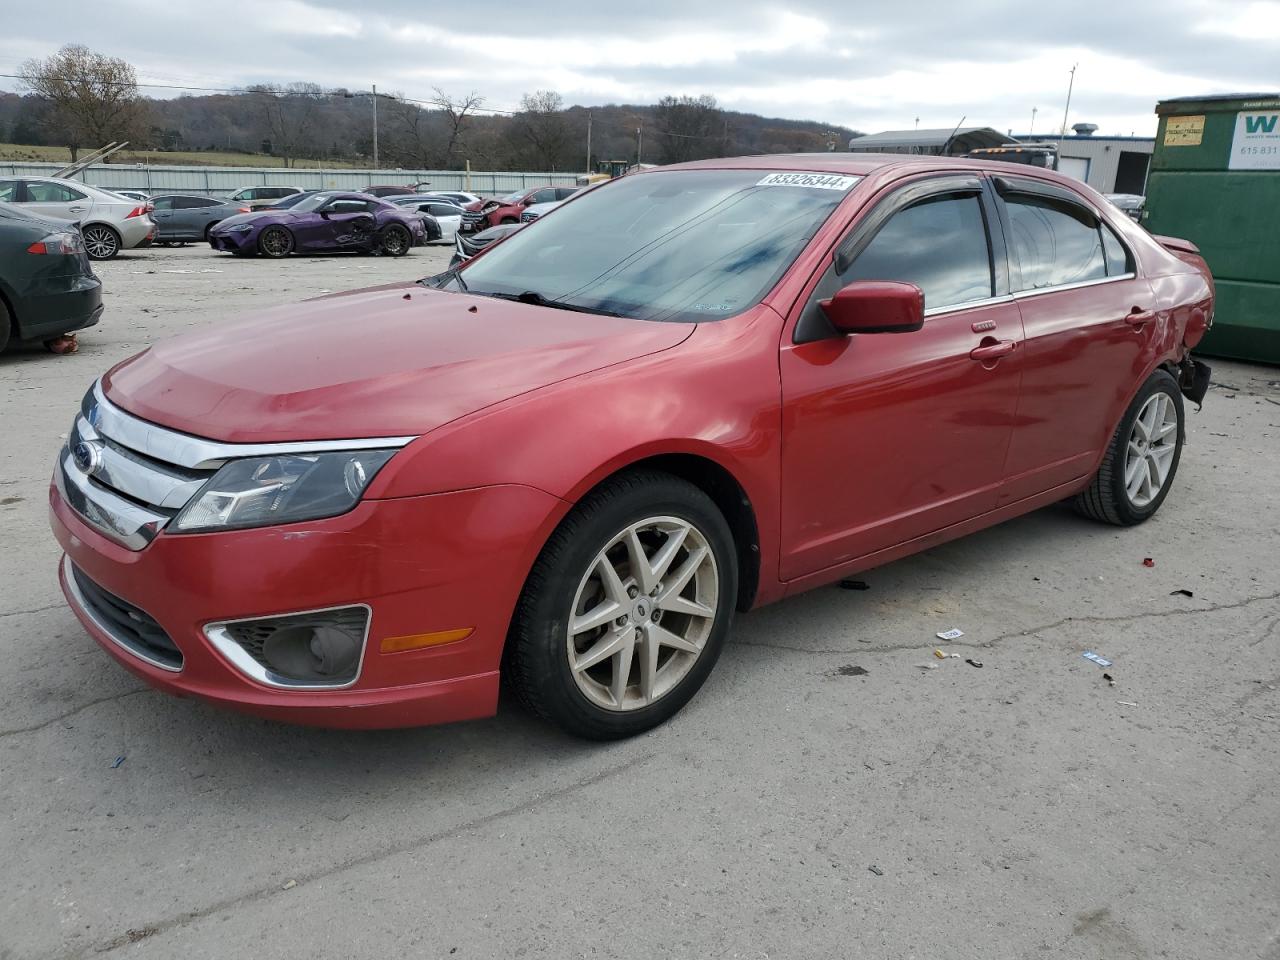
0, 176, 156, 259
520, 199, 564, 223
390, 197, 464, 243
102, 189, 152, 205
418, 191, 484, 208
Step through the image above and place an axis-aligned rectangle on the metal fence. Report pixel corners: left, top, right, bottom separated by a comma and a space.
0, 161, 581, 197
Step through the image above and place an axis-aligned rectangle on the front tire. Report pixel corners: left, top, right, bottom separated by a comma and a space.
506, 471, 738, 740
258, 226, 294, 258
379, 224, 411, 257
82, 224, 121, 261
1074, 368, 1184, 525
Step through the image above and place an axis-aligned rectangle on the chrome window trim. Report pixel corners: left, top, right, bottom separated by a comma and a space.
203, 603, 372, 691
62, 555, 181, 673
87, 382, 417, 470
923, 294, 1016, 318
1011, 272, 1136, 300
56, 448, 168, 550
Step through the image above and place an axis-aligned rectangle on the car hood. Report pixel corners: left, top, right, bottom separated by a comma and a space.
102, 284, 694, 443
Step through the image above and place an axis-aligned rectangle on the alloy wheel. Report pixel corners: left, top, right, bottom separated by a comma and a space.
260, 227, 292, 257
82, 225, 119, 260
381, 226, 409, 256
1124, 392, 1179, 508
566, 516, 719, 711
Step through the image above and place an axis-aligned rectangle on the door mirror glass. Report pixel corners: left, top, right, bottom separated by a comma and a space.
820, 281, 924, 334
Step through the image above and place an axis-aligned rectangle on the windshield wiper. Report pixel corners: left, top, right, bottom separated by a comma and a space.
480, 289, 624, 317
419, 268, 467, 291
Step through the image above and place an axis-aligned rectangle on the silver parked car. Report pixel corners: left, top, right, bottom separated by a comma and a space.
0, 176, 155, 260
149, 194, 252, 244
225, 185, 303, 211
103, 189, 152, 204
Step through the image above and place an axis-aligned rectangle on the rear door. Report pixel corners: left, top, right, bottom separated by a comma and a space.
174, 196, 223, 239
778, 175, 1024, 580
22, 180, 91, 220
992, 175, 1157, 502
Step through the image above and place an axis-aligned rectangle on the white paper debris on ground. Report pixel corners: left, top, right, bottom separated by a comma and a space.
936, 628, 965, 641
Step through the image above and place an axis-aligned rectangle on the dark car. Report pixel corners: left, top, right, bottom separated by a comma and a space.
149, 194, 252, 244
363, 185, 422, 198
0, 202, 102, 352
208, 192, 427, 258
448, 222, 523, 268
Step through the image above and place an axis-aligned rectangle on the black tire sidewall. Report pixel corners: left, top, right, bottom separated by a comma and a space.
513, 474, 738, 739
381, 225, 410, 256
0, 298, 11, 352
1107, 370, 1184, 523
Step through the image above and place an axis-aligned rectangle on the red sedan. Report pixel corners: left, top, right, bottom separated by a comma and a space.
49, 154, 1213, 739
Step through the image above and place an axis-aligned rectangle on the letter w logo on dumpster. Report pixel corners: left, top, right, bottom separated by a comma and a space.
1245, 114, 1278, 134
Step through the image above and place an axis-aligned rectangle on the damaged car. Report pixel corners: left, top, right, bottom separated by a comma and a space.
208, 191, 425, 258
49, 155, 1213, 740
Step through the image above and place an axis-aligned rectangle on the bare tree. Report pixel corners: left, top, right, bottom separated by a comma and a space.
19, 44, 145, 160
429, 88, 484, 168
514, 90, 570, 170
654, 94, 723, 164
249, 82, 325, 167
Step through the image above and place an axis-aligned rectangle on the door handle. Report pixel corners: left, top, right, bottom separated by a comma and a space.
970, 339, 1017, 362
68, 205, 86, 213
1126, 307, 1155, 326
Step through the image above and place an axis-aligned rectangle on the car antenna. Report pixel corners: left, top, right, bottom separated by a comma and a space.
942, 115, 966, 155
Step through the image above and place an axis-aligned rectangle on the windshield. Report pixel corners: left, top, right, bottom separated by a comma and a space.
498, 192, 524, 204
453, 169, 857, 322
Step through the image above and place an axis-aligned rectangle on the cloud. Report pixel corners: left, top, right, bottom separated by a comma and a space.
0, 0, 1275, 137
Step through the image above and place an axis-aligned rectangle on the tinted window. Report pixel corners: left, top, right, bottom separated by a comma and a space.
176, 196, 218, 209
429, 203, 461, 216
844, 193, 993, 311
26, 181, 86, 203
528, 189, 556, 204
326, 199, 371, 213
1005, 196, 1106, 290
555, 187, 579, 200
0, 180, 18, 202
1101, 222, 1131, 276
151, 197, 176, 210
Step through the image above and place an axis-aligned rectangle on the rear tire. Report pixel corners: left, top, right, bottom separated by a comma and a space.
1073, 369, 1184, 526
0, 297, 12, 353
379, 224, 411, 257
258, 226, 294, 258
506, 470, 738, 740
82, 224, 121, 261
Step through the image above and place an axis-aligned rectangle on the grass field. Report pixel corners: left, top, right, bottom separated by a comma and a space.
0, 142, 360, 168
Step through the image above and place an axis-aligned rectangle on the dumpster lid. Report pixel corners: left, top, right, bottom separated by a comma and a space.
1157, 92, 1280, 115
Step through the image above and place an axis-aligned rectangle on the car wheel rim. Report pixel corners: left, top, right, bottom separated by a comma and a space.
262, 229, 289, 256
566, 516, 719, 712
1124, 392, 1178, 508
383, 229, 407, 254
83, 227, 116, 258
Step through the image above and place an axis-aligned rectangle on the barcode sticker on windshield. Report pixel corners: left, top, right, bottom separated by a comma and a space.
756, 172, 860, 190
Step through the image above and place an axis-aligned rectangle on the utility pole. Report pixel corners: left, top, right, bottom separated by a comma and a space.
372, 83, 379, 169
636, 125, 643, 165
586, 112, 592, 174
1059, 64, 1078, 141
1030, 106, 1037, 137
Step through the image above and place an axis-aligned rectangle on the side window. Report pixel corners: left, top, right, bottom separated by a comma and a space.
151, 197, 175, 210
556, 187, 579, 200
1004, 196, 1107, 290
1100, 222, 1132, 276
0, 180, 20, 202
429, 204, 459, 217
843, 193, 993, 311
327, 199, 370, 214
528, 188, 556, 204
26, 181, 86, 203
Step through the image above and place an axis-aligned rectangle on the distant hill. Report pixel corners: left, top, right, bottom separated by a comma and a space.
0, 89, 861, 171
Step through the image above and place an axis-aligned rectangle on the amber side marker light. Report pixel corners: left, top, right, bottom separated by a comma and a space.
381, 628, 474, 654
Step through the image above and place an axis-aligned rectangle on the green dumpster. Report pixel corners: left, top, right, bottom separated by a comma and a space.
1145, 93, 1280, 365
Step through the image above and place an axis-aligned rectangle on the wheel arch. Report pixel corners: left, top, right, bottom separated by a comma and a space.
559, 450, 762, 612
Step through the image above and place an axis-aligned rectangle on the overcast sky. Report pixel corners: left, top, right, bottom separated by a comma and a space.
1, 0, 1277, 138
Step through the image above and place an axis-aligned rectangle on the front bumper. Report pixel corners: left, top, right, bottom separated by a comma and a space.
209, 230, 254, 252
50, 478, 566, 728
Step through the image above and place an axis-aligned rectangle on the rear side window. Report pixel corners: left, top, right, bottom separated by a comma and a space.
555, 187, 579, 200
0, 180, 19, 202
843, 193, 994, 311
1005, 196, 1107, 290
175, 196, 218, 209
26, 181, 86, 203
528, 188, 556, 204
428, 203, 460, 216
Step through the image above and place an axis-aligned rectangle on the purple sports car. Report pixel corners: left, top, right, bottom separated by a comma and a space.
208, 191, 426, 258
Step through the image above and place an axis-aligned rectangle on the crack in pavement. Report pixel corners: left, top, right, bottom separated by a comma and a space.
0, 602, 66, 620
50, 750, 658, 960
0, 688, 149, 737
732, 590, 1280, 657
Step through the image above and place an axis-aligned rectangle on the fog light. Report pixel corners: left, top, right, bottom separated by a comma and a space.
205, 605, 369, 689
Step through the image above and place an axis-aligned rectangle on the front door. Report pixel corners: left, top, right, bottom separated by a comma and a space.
779, 177, 1023, 580
149, 196, 176, 239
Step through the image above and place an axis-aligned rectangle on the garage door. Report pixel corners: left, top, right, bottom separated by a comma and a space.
1057, 156, 1091, 182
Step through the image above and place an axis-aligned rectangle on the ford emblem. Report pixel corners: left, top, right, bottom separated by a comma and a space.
72, 440, 103, 475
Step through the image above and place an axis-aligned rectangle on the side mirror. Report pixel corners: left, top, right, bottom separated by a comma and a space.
820, 281, 924, 334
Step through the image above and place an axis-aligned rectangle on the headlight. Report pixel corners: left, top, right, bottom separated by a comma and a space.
172, 449, 397, 533
227, 223, 254, 233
